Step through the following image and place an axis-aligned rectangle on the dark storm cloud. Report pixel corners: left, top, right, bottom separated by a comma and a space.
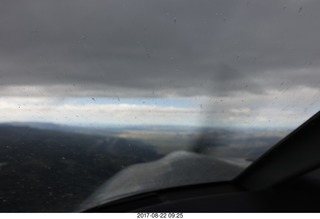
1, 0, 320, 97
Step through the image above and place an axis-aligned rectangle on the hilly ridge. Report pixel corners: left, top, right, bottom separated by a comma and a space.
0, 125, 161, 212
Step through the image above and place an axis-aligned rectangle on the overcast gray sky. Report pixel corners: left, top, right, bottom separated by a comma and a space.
1, 0, 320, 96
0, 0, 319, 127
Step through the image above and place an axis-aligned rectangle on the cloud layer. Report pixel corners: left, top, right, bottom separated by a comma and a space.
0, 1, 319, 128
0, 0, 320, 98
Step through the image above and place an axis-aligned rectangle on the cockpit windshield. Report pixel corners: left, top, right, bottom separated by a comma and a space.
0, 0, 319, 212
